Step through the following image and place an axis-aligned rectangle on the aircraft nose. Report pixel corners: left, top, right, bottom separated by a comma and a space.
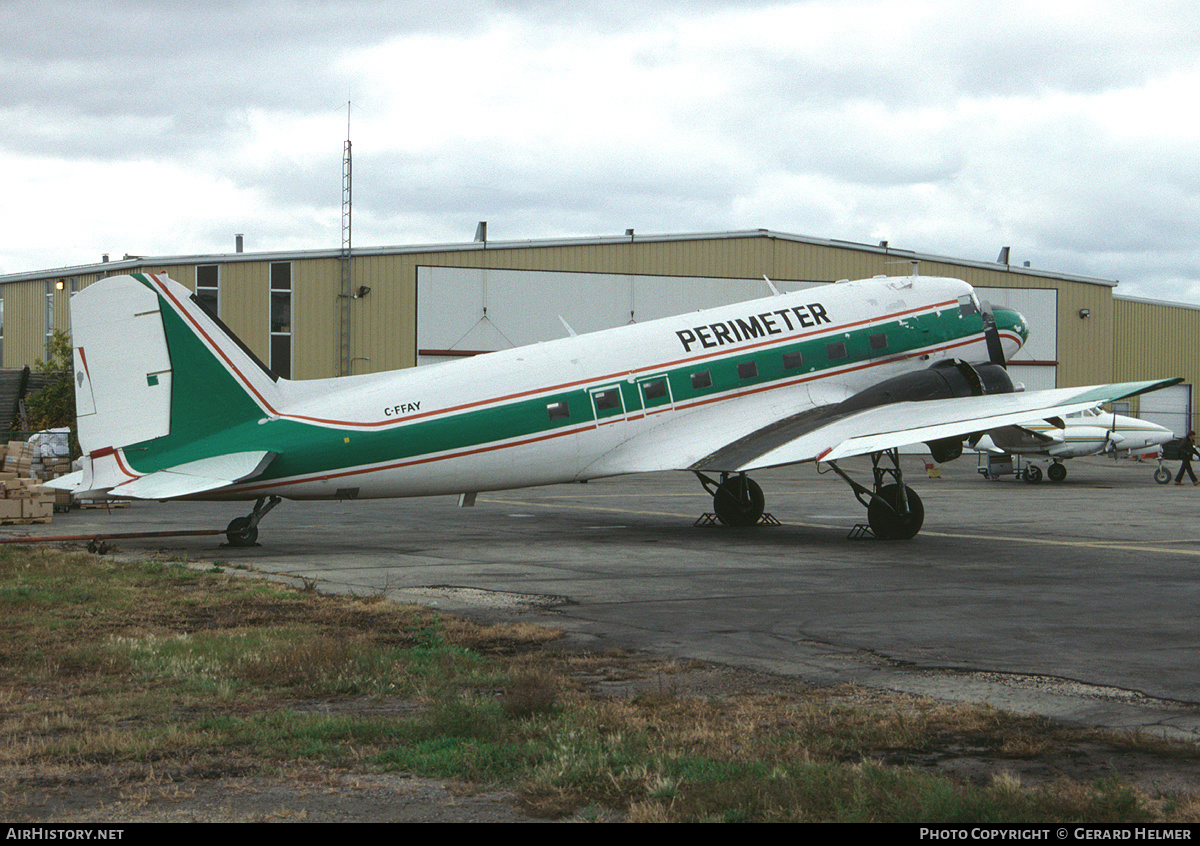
991, 307, 1029, 357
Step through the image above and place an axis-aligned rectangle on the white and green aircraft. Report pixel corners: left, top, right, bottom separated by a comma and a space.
49, 272, 1179, 544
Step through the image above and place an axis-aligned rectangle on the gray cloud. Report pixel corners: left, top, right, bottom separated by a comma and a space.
2, 0, 1199, 306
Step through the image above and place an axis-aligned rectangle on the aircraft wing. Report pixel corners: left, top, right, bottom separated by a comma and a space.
724, 379, 1180, 471
45, 450, 277, 500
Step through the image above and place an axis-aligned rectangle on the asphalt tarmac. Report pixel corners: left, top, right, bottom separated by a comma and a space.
9, 453, 1200, 740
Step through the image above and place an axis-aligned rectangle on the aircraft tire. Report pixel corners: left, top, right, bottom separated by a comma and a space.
1155, 467, 1172, 484
1023, 466, 1042, 484
713, 476, 765, 527
1047, 463, 1067, 483
867, 484, 924, 540
225, 517, 259, 547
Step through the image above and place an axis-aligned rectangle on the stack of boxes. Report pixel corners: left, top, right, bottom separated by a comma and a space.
0, 441, 56, 523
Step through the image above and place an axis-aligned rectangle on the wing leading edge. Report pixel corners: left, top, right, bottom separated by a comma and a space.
689, 378, 1182, 472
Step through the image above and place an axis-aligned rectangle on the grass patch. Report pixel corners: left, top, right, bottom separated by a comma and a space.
2, 546, 1200, 822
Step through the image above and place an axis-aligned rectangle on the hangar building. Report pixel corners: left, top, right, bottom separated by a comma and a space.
1, 228, 1195, 436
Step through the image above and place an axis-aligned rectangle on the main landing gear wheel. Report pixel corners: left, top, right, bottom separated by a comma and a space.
713, 475, 765, 527
867, 484, 924, 540
1023, 465, 1042, 484
225, 516, 258, 547
824, 448, 925, 540
1155, 466, 1172, 484
1047, 462, 1067, 483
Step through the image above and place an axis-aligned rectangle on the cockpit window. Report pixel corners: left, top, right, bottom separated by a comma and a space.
957, 294, 978, 317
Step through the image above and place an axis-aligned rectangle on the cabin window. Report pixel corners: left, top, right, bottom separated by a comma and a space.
737, 361, 758, 380
547, 401, 570, 421
593, 389, 621, 411
782, 350, 803, 370
642, 379, 667, 400
826, 341, 847, 360
869, 332, 888, 351
691, 370, 712, 389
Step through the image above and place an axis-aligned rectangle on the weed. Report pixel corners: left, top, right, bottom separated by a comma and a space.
4, 548, 1200, 824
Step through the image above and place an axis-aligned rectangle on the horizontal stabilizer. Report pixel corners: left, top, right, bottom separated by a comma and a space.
114, 451, 278, 499
47, 451, 278, 500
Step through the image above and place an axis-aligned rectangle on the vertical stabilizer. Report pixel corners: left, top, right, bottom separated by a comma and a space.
67, 274, 284, 491
72, 275, 173, 453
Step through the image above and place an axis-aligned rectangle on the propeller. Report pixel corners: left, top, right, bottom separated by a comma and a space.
1103, 406, 1124, 456
980, 302, 1007, 368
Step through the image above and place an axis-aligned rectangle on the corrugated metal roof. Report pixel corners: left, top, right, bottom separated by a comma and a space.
0, 228, 1120, 288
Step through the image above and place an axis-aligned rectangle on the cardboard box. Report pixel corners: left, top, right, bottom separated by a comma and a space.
21, 498, 52, 520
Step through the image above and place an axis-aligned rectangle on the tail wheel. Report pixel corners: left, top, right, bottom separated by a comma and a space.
713, 476, 765, 527
867, 484, 924, 540
225, 517, 259, 547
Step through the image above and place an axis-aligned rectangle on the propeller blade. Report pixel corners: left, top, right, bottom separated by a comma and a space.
980, 302, 1007, 368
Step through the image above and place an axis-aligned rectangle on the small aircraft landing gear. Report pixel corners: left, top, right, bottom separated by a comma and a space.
1155, 463, 1172, 484
695, 471, 766, 526
826, 448, 924, 540
1047, 461, 1067, 483
225, 495, 282, 547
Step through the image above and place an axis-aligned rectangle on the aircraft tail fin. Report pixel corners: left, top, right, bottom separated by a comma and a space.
68, 273, 282, 496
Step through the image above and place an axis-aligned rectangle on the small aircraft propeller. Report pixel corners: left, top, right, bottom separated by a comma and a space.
1103, 406, 1123, 456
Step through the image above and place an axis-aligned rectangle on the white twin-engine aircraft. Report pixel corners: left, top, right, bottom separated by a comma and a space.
969, 407, 1175, 483
50, 272, 1179, 545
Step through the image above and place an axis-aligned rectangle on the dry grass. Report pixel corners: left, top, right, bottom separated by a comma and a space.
4, 546, 1200, 823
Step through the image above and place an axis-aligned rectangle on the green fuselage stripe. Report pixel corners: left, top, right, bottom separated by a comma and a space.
125, 294, 995, 484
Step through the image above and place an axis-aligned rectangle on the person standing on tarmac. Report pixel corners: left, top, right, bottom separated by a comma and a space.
1176, 431, 1199, 485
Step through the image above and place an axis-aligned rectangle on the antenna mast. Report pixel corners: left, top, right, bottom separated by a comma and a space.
339, 102, 353, 376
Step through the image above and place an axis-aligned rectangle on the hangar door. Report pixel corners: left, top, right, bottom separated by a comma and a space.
1139, 383, 1192, 437
415, 266, 826, 365
975, 287, 1058, 392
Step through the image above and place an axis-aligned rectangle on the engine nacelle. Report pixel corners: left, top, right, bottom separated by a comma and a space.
834, 361, 1015, 463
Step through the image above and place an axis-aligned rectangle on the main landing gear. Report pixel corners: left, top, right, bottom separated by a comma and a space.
695, 471, 765, 526
823, 448, 925, 540
695, 449, 925, 540
225, 496, 282, 547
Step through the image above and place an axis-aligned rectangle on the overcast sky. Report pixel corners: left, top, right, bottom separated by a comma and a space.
3, 0, 1199, 303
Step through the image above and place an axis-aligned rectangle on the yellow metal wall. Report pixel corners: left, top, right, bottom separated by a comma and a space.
0, 233, 1187, 422
1115, 297, 1200, 418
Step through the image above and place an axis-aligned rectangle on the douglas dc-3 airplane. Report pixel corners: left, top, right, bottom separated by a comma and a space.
969, 407, 1175, 483
49, 272, 1180, 544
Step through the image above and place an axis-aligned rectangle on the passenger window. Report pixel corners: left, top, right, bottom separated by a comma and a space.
870, 332, 888, 351
826, 341, 847, 360
547, 401, 570, 421
642, 379, 667, 400
737, 361, 758, 380
782, 351, 803, 370
593, 390, 621, 411
691, 371, 712, 389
